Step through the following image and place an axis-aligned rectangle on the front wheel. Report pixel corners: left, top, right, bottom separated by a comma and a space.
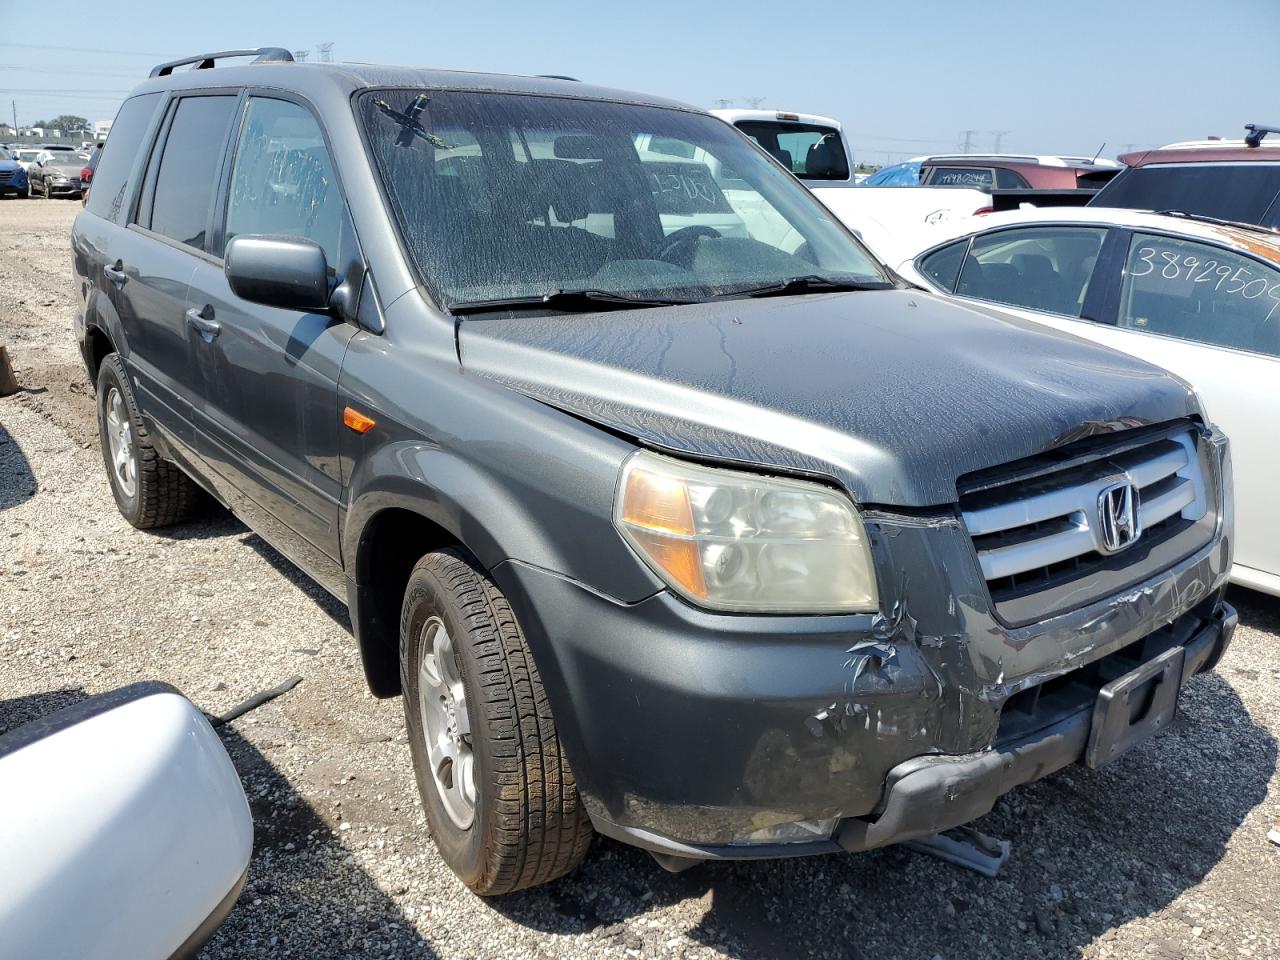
400, 548, 593, 895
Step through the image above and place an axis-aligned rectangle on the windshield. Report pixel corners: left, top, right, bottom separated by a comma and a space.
359, 90, 886, 310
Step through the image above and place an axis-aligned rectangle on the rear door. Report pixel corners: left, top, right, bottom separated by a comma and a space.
185, 93, 359, 584
117, 92, 240, 454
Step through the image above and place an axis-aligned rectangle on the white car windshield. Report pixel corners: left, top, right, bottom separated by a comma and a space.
359, 90, 887, 310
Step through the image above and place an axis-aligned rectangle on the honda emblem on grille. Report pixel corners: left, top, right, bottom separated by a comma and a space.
1097, 480, 1142, 553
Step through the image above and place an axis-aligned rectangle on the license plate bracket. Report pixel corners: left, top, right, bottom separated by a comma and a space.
1084, 646, 1185, 769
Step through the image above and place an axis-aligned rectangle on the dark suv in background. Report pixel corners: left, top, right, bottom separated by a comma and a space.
1090, 123, 1280, 228
73, 48, 1236, 895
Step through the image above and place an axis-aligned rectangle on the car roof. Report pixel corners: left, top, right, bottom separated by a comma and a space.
129, 58, 701, 115
894, 206, 1280, 267
710, 108, 842, 129
1118, 145, 1280, 166
922, 154, 1123, 170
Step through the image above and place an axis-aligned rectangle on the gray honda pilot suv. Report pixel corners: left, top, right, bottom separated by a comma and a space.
72, 48, 1237, 895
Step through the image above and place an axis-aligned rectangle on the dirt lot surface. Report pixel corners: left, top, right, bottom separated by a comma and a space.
2, 198, 1279, 960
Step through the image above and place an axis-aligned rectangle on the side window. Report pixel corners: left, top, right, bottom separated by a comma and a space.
145, 95, 238, 251
955, 226, 1107, 317
1119, 233, 1280, 358
928, 166, 994, 188
85, 93, 161, 223
919, 239, 968, 291
225, 98, 345, 269
995, 167, 1031, 190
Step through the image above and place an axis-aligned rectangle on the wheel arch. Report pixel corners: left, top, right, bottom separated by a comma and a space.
346, 503, 460, 698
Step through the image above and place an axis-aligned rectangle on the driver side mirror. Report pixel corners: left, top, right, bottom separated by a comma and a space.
225, 235, 330, 312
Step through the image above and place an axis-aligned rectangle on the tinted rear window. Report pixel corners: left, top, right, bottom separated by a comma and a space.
734, 121, 850, 182
85, 93, 162, 223
147, 95, 238, 251
1092, 163, 1280, 228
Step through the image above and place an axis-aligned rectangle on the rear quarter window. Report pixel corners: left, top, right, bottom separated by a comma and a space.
919, 239, 967, 291
84, 93, 163, 223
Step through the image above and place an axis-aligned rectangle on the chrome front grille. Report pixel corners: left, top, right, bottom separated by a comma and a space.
960, 427, 1213, 621
0, 170, 14, 183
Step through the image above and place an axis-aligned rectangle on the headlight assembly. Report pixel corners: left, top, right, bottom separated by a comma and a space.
613, 451, 877, 614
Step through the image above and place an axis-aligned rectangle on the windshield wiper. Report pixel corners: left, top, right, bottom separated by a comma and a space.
716, 275, 894, 300
451, 288, 695, 315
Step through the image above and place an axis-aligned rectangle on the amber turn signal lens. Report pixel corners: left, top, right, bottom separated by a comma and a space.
619, 466, 707, 599
343, 406, 376, 434
621, 466, 696, 535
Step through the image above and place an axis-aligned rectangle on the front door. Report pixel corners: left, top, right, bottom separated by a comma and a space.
187, 95, 359, 587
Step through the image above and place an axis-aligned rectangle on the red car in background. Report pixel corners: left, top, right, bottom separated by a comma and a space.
80, 142, 103, 207
918, 154, 1123, 192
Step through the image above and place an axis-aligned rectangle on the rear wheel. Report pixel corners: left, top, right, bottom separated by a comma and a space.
96, 354, 201, 528
400, 548, 593, 895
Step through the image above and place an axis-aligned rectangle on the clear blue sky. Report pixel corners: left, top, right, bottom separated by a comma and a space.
1, 0, 1276, 161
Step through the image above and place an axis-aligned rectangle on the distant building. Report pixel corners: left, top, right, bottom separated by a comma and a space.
93, 119, 112, 141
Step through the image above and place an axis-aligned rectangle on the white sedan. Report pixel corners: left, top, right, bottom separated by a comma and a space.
886, 207, 1280, 597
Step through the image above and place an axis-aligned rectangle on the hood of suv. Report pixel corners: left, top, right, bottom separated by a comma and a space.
459, 290, 1199, 506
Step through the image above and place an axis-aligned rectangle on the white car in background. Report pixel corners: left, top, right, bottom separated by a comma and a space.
887, 206, 1280, 596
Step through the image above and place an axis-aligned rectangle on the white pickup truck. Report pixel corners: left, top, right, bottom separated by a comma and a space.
711, 110, 990, 250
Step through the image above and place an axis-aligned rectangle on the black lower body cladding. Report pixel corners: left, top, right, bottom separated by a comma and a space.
489, 461, 1233, 858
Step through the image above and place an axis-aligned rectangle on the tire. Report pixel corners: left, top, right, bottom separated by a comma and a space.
95, 354, 201, 529
400, 548, 593, 895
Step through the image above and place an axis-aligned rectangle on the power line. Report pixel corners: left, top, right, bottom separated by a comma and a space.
958, 129, 978, 153
0, 87, 132, 95
841, 129, 953, 145
0, 42, 164, 57
0, 65, 147, 78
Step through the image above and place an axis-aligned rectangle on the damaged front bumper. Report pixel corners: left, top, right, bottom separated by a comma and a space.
492, 427, 1233, 867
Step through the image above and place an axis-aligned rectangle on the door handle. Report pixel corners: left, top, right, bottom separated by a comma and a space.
185, 306, 221, 342
103, 261, 127, 287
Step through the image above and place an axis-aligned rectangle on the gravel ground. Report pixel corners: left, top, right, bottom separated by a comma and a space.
2, 197, 1279, 960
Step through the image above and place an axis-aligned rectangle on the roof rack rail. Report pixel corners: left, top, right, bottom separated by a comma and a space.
1244, 123, 1279, 148
535, 74, 580, 82
149, 47, 295, 79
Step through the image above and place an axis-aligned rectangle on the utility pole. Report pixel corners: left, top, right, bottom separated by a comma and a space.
713, 99, 734, 109
991, 130, 1011, 152
744, 97, 766, 109
294, 49, 309, 62
317, 42, 335, 63
12, 101, 17, 136
958, 129, 977, 154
